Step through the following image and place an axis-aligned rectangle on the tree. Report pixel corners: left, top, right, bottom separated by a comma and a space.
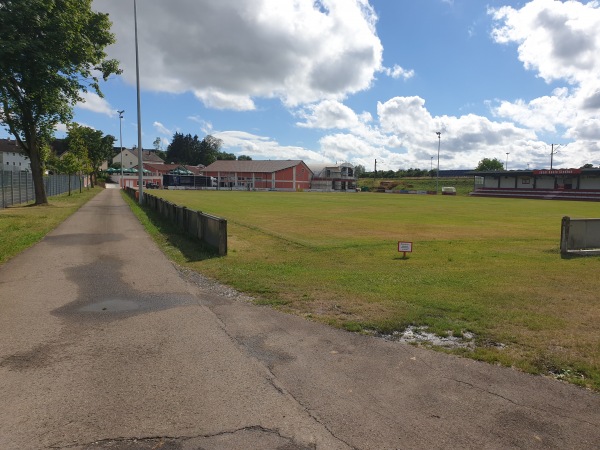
166, 132, 202, 164
153, 137, 162, 151
198, 135, 224, 166
354, 164, 366, 177
475, 158, 504, 171
66, 124, 115, 188
152, 137, 166, 161
238, 155, 253, 161
217, 151, 236, 161
581, 163, 594, 169
0, 0, 120, 204
51, 151, 82, 196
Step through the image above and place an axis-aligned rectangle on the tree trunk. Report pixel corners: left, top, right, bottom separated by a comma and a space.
28, 138, 48, 205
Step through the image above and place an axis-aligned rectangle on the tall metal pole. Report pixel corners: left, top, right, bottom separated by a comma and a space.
436, 132, 441, 194
134, 0, 143, 204
118, 110, 124, 188
506, 152, 510, 171
550, 144, 560, 170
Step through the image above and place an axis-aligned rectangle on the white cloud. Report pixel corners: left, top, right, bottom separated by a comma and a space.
188, 116, 214, 135
488, 0, 600, 165
490, 0, 600, 86
215, 130, 327, 163
381, 65, 415, 80
296, 100, 363, 129
76, 92, 115, 117
492, 87, 576, 133
94, 0, 383, 109
153, 121, 171, 136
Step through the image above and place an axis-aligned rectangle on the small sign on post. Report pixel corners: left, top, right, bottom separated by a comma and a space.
398, 241, 413, 258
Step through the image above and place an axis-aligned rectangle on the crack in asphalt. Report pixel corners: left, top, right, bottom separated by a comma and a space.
48, 425, 314, 449
442, 376, 599, 428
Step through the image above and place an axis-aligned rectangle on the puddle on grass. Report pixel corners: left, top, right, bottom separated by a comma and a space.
372, 326, 507, 350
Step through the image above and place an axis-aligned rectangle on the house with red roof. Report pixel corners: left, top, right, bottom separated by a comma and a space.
200, 160, 312, 191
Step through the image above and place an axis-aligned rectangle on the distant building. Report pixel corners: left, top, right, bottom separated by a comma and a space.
309, 163, 357, 191
469, 168, 600, 201
0, 138, 30, 171
201, 160, 312, 190
112, 148, 164, 168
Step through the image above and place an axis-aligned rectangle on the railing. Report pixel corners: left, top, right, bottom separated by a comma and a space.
0, 170, 83, 208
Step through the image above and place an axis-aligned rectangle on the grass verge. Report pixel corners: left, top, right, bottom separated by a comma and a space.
0, 187, 102, 266
127, 189, 600, 391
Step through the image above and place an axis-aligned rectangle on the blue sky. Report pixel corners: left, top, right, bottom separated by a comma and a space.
11, 0, 600, 171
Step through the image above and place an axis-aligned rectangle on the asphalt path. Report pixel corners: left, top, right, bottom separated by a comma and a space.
0, 188, 599, 449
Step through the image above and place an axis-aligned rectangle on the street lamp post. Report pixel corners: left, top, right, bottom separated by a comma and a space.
506, 152, 510, 171
430, 156, 433, 173
436, 132, 441, 194
118, 110, 124, 188
134, 0, 143, 204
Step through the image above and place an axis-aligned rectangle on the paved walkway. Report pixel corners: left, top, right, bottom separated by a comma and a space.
0, 188, 599, 449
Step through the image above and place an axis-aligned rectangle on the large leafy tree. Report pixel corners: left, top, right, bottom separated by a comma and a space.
0, 0, 121, 204
198, 135, 224, 166
66, 124, 115, 188
166, 133, 202, 165
166, 133, 225, 166
475, 158, 504, 171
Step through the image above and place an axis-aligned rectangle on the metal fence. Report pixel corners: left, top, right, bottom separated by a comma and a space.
0, 170, 83, 208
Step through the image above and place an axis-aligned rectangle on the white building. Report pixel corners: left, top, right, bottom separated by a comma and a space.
112, 148, 164, 168
0, 138, 31, 171
309, 162, 357, 191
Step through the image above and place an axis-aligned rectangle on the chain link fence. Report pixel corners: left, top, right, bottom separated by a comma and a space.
0, 170, 83, 208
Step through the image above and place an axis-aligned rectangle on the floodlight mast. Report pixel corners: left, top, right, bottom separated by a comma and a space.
118, 110, 124, 187
436, 132, 441, 194
550, 144, 560, 170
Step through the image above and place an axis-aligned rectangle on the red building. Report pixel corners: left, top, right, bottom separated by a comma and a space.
201, 160, 313, 191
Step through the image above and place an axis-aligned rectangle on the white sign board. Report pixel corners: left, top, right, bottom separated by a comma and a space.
398, 241, 413, 253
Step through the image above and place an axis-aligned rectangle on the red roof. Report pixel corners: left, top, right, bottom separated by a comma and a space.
202, 160, 311, 174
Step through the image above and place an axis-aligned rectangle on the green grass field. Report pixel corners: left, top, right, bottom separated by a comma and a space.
0, 187, 102, 266
137, 189, 600, 390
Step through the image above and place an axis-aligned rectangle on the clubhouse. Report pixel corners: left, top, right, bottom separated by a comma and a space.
469, 168, 600, 201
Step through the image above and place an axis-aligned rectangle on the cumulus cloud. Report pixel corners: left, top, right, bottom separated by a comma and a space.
296, 100, 364, 129
487, 0, 600, 167
76, 92, 115, 117
79, 0, 600, 171
93, 0, 383, 109
381, 65, 415, 80
214, 130, 327, 163
490, 0, 600, 85
289, 94, 543, 170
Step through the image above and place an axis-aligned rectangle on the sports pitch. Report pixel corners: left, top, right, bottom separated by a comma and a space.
142, 189, 600, 390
